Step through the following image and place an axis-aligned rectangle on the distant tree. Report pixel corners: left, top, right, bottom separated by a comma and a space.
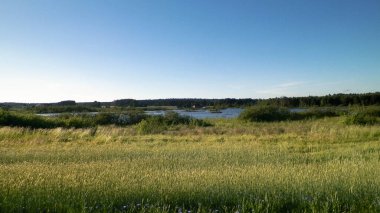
57, 100, 76, 106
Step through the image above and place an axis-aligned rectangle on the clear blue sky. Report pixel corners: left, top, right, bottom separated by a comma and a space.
1, 0, 379, 102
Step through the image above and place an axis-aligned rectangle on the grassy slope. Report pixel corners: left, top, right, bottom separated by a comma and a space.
0, 118, 380, 212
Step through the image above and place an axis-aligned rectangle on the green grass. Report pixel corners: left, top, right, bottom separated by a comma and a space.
0, 118, 380, 212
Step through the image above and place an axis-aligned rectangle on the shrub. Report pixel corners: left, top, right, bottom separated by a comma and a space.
94, 113, 116, 125
239, 106, 341, 122
0, 111, 95, 129
0, 110, 210, 130
163, 111, 211, 127
291, 108, 339, 120
343, 106, 380, 125
344, 113, 377, 125
239, 106, 290, 122
120, 111, 147, 125
359, 106, 380, 117
164, 111, 190, 125
94, 112, 147, 126
136, 117, 167, 134
189, 118, 212, 127
0, 110, 62, 128
136, 112, 211, 134
64, 116, 94, 128
0, 109, 9, 124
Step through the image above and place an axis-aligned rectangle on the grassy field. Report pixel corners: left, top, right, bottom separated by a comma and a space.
0, 118, 380, 212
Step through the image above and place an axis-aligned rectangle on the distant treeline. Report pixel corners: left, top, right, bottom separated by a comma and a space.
1, 92, 379, 110
112, 93, 380, 108
258, 92, 380, 107
112, 98, 257, 108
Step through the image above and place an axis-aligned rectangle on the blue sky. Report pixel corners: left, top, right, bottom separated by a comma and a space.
1, 0, 379, 102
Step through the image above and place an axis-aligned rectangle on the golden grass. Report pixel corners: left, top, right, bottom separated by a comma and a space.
0, 118, 380, 212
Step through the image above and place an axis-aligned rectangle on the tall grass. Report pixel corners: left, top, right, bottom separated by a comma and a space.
0, 118, 380, 212
344, 106, 380, 125
239, 106, 340, 122
0, 110, 208, 130
136, 111, 211, 134
239, 106, 380, 126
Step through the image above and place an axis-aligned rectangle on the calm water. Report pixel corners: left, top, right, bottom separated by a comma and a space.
36, 109, 242, 119
145, 108, 244, 119
289, 108, 307, 113
37, 108, 307, 119
146, 108, 307, 119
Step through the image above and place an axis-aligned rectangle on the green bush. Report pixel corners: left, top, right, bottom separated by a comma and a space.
0, 110, 62, 128
64, 116, 94, 128
163, 111, 211, 127
189, 118, 212, 127
163, 111, 189, 125
239, 106, 340, 122
343, 106, 380, 125
119, 111, 147, 125
344, 113, 377, 125
358, 106, 380, 117
291, 108, 339, 120
136, 117, 167, 134
136, 112, 211, 134
0, 110, 145, 129
94, 112, 147, 126
239, 106, 290, 122
93, 113, 116, 125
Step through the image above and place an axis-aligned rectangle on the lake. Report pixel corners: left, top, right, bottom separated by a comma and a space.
37, 108, 307, 119
145, 108, 244, 119
37, 109, 242, 119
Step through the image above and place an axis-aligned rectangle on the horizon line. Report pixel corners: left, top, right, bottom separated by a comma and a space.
1, 91, 379, 104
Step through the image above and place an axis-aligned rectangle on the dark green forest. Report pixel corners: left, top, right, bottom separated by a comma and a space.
258, 92, 380, 107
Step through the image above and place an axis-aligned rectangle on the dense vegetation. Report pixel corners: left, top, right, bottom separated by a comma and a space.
258, 92, 380, 107
1, 92, 379, 112
1, 95, 379, 212
113, 98, 258, 108
343, 106, 380, 125
1, 105, 379, 130
0, 109, 210, 130
0, 109, 143, 128
112, 93, 380, 108
0, 118, 379, 212
136, 111, 211, 134
238, 106, 380, 125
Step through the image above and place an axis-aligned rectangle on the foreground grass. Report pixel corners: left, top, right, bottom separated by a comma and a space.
0, 118, 380, 212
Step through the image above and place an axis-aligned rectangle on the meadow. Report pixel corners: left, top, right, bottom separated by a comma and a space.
0, 115, 380, 212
